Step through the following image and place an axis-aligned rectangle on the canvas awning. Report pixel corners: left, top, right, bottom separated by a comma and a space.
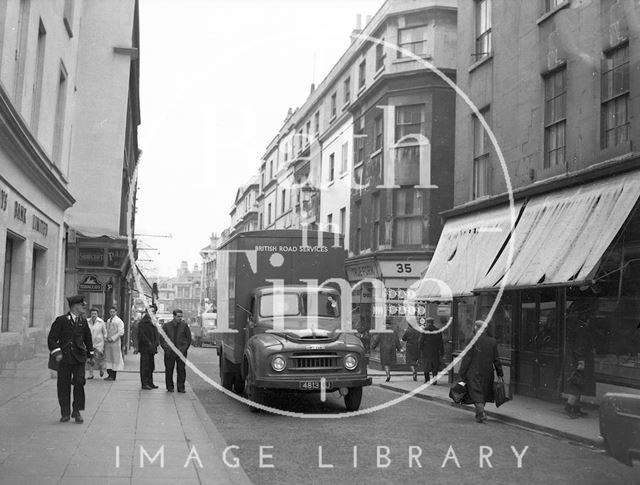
478, 170, 640, 289
418, 202, 522, 298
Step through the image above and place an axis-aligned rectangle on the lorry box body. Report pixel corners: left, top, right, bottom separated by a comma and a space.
216, 230, 371, 411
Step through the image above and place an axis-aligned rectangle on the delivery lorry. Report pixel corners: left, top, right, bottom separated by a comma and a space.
216, 230, 371, 411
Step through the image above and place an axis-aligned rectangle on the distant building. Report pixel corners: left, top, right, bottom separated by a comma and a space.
229, 176, 259, 235
199, 232, 220, 313
153, 262, 202, 323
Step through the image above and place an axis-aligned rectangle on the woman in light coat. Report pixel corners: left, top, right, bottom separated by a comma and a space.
86, 308, 107, 378
104, 307, 125, 380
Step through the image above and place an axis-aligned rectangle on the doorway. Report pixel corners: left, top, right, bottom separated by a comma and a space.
517, 288, 563, 401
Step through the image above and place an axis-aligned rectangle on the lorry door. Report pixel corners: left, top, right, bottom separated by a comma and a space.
245, 295, 257, 342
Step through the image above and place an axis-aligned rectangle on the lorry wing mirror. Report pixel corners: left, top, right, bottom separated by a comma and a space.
236, 304, 253, 319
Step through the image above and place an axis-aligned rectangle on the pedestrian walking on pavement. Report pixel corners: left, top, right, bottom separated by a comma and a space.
86, 308, 106, 379
104, 306, 125, 380
371, 318, 401, 382
401, 321, 421, 381
563, 304, 595, 419
458, 320, 503, 423
161, 309, 191, 392
419, 317, 444, 384
138, 304, 159, 390
48, 295, 94, 424
130, 317, 139, 354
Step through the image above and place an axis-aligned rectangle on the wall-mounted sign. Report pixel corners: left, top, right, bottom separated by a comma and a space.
32, 215, 48, 237
14, 201, 26, 223
0, 188, 7, 211
107, 248, 127, 268
378, 260, 429, 278
78, 247, 104, 267
346, 261, 379, 281
78, 274, 103, 292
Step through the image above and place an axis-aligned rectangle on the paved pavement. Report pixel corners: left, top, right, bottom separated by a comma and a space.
0, 350, 251, 485
370, 370, 601, 447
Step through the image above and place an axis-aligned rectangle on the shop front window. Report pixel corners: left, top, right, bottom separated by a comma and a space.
477, 292, 514, 360
566, 258, 640, 388
454, 297, 476, 353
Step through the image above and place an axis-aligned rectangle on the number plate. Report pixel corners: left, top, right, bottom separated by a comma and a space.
299, 381, 331, 390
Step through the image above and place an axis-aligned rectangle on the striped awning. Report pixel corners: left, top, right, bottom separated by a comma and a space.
478, 170, 640, 289
417, 202, 521, 298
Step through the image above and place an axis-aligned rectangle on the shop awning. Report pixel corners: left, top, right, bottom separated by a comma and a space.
418, 202, 522, 297
478, 170, 640, 289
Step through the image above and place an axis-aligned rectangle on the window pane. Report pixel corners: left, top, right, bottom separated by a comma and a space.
259, 293, 300, 317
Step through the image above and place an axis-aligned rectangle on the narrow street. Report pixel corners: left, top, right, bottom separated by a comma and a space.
186, 346, 636, 485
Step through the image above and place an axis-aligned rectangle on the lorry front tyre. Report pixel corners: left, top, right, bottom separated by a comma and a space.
244, 362, 265, 412
344, 386, 363, 411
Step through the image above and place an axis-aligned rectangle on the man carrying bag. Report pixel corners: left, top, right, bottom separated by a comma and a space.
48, 295, 94, 424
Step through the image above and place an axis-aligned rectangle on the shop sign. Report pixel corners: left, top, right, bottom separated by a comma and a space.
437, 304, 451, 316
78, 274, 103, 292
78, 247, 104, 267
378, 260, 429, 278
346, 261, 379, 281
373, 303, 427, 317
107, 248, 127, 268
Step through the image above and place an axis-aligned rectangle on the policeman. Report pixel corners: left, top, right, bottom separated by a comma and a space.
48, 295, 94, 423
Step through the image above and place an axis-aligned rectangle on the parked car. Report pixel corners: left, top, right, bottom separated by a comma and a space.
599, 393, 640, 466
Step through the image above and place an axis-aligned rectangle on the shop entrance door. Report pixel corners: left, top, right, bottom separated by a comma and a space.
517, 289, 562, 400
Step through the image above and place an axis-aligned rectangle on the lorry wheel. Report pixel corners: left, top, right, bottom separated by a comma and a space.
244, 361, 265, 412
344, 387, 363, 411
233, 372, 245, 395
220, 354, 234, 391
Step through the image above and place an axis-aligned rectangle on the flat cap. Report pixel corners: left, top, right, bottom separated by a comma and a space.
66, 295, 86, 306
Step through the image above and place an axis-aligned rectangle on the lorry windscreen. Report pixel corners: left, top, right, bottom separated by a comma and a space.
259, 293, 301, 317
301, 292, 340, 317
258, 292, 341, 318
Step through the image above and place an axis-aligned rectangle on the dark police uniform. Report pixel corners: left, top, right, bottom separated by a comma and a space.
48, 311, 94, 418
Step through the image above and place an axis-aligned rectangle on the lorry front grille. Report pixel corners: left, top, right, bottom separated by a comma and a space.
288, 353, 341, 370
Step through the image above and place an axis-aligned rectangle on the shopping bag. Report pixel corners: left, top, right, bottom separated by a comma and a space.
449, 381, 467, 404
494, 378, 510, 408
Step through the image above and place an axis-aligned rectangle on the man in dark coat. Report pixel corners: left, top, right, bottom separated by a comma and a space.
161, 309, 191, 392
48, 295, 94, 423
137, 304, 159, 390
459, 320, 503, 423
419, 317, 444, 384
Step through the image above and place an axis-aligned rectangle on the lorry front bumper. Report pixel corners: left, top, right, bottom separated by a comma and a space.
255, 376, 372, 390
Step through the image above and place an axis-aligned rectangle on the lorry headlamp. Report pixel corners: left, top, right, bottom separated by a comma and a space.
271, 355, 286, 372
344, 354, 358, 370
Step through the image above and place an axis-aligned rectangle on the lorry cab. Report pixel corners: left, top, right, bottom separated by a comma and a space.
239, 285, 370, 411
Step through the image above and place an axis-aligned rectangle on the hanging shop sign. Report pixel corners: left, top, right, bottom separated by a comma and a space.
78, 274, 103, 292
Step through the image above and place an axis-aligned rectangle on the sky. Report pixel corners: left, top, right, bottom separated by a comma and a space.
135, 0, 384, 277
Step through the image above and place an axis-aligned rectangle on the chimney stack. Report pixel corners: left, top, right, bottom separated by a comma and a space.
310, 83, 316, 95
350, 14, 363, 43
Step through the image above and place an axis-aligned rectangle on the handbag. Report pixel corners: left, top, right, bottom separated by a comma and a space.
494, 377, 510, 408
449, 381, 467, 404
47, 354, 59, 372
